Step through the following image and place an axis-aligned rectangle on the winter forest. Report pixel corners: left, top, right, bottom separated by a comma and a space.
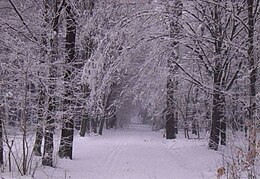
0, 0, 260, 178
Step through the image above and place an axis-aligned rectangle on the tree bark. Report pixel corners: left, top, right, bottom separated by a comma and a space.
59, 3, 76, 160
220, 116, 226, 145
92, 118, 98, 133
42, 116, 54, 167
33, 89, 45, 156
208, 60, 226, 150
79, 0, 94, 136
209, 91, 220, 150
33, 0, 49, 157
79, 110, 90, 137
247, 0, 257, 171
165, 0, 182, 140
208, 2, 226, 150
34, 126, 43, 156
59, 118, 74, 159
42, 0, 64, 166
79, 84, 91, 137
166, 115, 176, 139
98, 117, 105, 135
0, 106, 4, 166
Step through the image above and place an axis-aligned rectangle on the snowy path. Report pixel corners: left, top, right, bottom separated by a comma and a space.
35, 124, 221, 179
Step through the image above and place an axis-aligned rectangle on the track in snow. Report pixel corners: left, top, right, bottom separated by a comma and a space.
34, 123, 221, 179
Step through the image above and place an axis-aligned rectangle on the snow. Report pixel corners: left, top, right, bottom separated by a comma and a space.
28, 124, 222, 179
1, 124, 222, 179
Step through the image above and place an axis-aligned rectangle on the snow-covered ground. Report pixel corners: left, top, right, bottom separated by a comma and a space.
33, 124, 221, 179
1, 124, 223, 179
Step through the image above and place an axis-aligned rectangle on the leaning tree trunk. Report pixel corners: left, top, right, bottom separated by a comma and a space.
58, 3, 76, 159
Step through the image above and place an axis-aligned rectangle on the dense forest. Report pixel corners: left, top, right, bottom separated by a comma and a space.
0, 0, 260, 178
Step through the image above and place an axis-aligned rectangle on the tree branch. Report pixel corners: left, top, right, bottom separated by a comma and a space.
8, 0, 38, 42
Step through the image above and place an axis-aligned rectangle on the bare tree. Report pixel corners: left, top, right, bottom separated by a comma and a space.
183, 0, 247, 150
42, 0, 65, 167
246, 0, 259, 177
79, 0, 95, 137
165, 0, 183, 139
58, 1, 76, 159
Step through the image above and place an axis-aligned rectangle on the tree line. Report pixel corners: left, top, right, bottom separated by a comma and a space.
0, 0, 259, 177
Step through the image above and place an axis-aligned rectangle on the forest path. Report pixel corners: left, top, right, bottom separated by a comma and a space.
35, 124, 221, 179
93, 124, 193, 179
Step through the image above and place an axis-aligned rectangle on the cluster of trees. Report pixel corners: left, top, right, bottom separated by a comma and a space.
0, 0, 259, 177
0, 0, 158, 174
164, 0, 260, 177
0, 0, 92, 172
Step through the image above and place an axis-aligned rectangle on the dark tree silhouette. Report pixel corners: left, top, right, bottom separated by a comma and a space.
42, 0, 65, 167
165, 0, 183, 139
59, 2, 76, 160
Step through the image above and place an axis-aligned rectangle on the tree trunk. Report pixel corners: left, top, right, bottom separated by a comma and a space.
79, 111, 89, 137
59, 118, 74, 159
98, 117, 105, 135
209, 75, 225, 150
42, 115, 54, 167
220, 91, 226, 146
58, 3, 76, 160
208, 50, 225, 149
192, 121, 197, 135
92, 118, 98, 133
165, 0, 182, 140
109, 115, 117, 129
220, 117, 226, 145
33, 125, 43, 156
208, 91, 221, 150
34, 0, 49, 157
166, 75, 177, 140
247, 0, 257, 172
79, 5, 94, 136
166, 115, 176, 139
0, 106, 4, 166
208, 2, 226, 150
42, 0, 64, 166
80, 84, 91, 137
33, 90, 45, 156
